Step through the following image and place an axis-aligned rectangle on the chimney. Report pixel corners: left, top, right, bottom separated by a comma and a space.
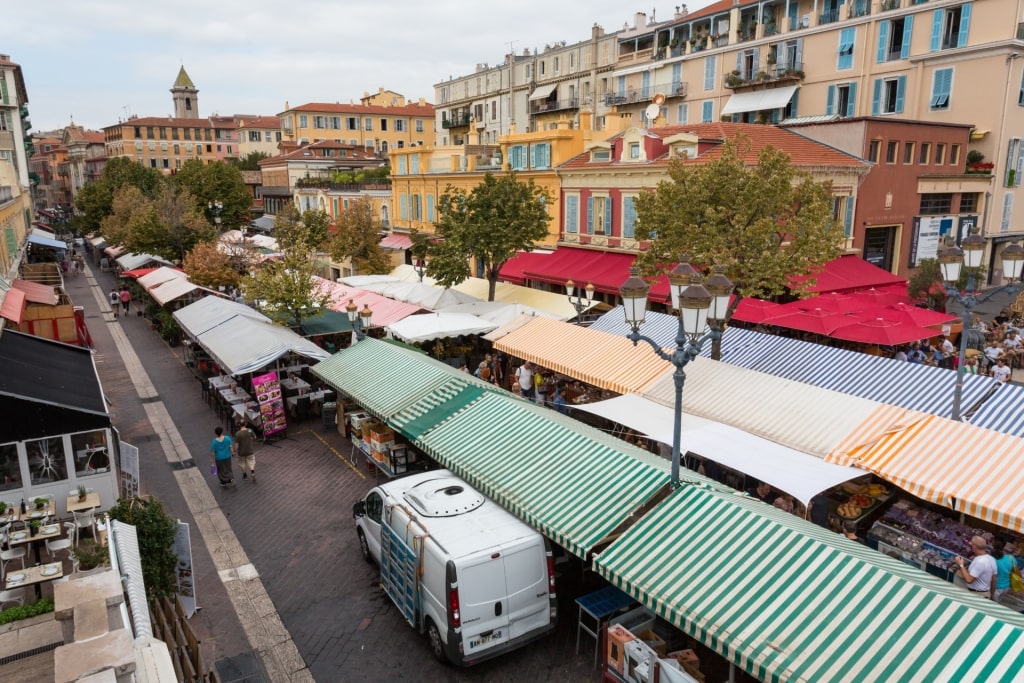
635, 12, 647, 29
675, 4, 689, 18
592, 24, 604, 39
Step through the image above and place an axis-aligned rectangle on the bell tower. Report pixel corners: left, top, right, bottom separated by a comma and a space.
171, 66, 199, 119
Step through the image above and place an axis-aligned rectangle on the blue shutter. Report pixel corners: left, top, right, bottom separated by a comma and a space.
529, 145, 537, 169
398, 156, 407, 174
871, 79, 882, 115
895, 75, 907, 113
427, 194, 435, 222
671, 63, 682, 91
958, 3, 972, 47
399, 194, 408, 220
541, 143, 551, 169
736, 52, 744, 75
623, 197, 636, 238
930, 10, 943, 51
702, 100, 713, 122
844, 197, 855, 238
795, 38, 804, 67
901, 16, 914, 59
787, 3, 798, 29
877, 20, 890, 62
566, 195, 579, 233
838, 28, 854, 70
846, 82, 858, 117
826, 85, 836, 115
618, 76, 626, 97
704, 57, 715, 90
604, 197, 612, 235
586, 197, 594, 234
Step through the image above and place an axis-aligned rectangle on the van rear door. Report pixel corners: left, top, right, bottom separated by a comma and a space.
456, 553, 511, 657
501, 538, 551, 640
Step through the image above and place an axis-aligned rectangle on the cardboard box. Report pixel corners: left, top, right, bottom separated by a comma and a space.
635, 628, 665, 657
606, 624, 635, 675
668, 649, 699, 668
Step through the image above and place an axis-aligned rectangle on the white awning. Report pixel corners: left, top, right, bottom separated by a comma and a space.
611, 63, 655, 78
721, 85, 799, 115
529, 84, 557, 101
386, 312, 497, 343
575, 394, 863, 505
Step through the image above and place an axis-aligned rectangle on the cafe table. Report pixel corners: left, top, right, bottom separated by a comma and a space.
21, 500, 57, 520
9, 523, 62, 564
5, 562, 64, 598
209, 375, 236, 391
231, 402, 263, 425
279, 377, 310, 393
219, 387, 251, 405
0, 505, 19, 524
67, 491, 101, 514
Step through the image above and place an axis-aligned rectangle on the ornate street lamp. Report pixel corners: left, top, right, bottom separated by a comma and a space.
345, 299, 373, 342
565, 279, 595, 325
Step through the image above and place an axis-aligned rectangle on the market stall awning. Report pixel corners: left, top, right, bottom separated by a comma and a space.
968, 383, 1024, 437
122, 267, 160, 280
435, 300, 558, 326
482, 313, 543, 342
115, 253, 175, 271
791, 255, 907, 294
528, 83, 557, 101
173, 296, 271, 338
103, 246, 126, 259
575, 394, 863, 505
149, 278, 219, 306
386, 312, 498, 343
830, 317, 942, 345
721, 85, 798, 116
89, 236, 107, 249
595, 484, 1024, 683
450, 275, 593, 320
494, 316, 671, 395
414, 390, 670, 558
138, 266, 187, 290
641, 356, 880, 458
828, 404, 1024, 531
359, 279, 480, 310
249, 215, 275, 232
27, 232, 67, 250
315, 277, 424, 327
0, 287, 27, 324
11, 279, 58, 306
379, 233, 413, 250
497, 250, 557, 285
299, 309, 353, 337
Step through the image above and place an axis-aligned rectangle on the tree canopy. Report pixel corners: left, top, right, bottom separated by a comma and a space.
635, 135, 844, 307
183, 241, 241, 290
230, 151, 270, 171
73, 157, 165, 234
242, 254, 333, 329
425, 172, 552, 301
100, 184, 215, 261
273, 205, 331, 255
328, 197, 391, 274
172, 159, 251, 230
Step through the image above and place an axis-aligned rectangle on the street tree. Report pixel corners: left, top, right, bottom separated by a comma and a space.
427, 172, 552, 301
173, 159, 251, 230
328, 196, 391, 274
74, 157, 165, 234
242, 254, 334, 329
231, 151, 269, 171
100, 184, 215, 262
183, 241, 241, 290
273, 205, 331, 255
634, 136, 843, 355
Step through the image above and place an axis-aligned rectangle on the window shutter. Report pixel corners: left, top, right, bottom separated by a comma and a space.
530, 145, 537, 169
427, 194, 435, 222
604, 197, 612, 235
736, 52, 744, 73
623, 197, 636, 238
400, 194, 408, 220
795, 38, 804, 66
702, 100, 714, 122
566, 195, 579, 233
901, 16, 914, 59
895, 75, 907, 113
586, 197, 594, 234
672, 63, 682, 90
847, 82, 858, 117
930, 9, 943, 51
844, 197, 855, 238
958, 3, 972, 47
877, 20, 889, 62
826, 85, 836, 115
618, 76, 626, 96
872, 79, 882, 115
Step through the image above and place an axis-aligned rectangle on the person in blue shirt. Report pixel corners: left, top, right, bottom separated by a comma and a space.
906, 343, 926, 364
209, 426, 235, 488
552, 383, 567, 414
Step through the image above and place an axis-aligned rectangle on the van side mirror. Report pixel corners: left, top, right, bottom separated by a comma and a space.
352, 501, 366, 517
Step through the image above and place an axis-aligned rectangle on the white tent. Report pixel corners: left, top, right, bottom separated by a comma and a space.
148, 278, 221, 306
436, 301, 560, 326
386, 312, 498, 343
174, 296, 271, 338
193, 315, 330, 375
339, 274, 403, 288
138, 266, 186, 290
449, 277, 597, 320
360, 280, 480, 310
574, 394, 863, 506
116, 253, 175, 271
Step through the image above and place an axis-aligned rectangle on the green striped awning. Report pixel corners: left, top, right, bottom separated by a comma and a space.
595, 485, 1024, 683
390, 383, 487, 441
414, 392, 670, 558
311, 338, 496, 420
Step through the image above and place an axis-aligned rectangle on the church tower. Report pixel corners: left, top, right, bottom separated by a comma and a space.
171, 66, 199, 119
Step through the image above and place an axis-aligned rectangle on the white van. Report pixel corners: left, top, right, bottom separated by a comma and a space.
353, 470, 557, 665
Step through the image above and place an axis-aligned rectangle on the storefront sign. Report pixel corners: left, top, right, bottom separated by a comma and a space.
957, 215, 978, 245
119, 440, 139, 499
252, 371, 287, 436
909, 215, 956, 268
173, 521, 198, 618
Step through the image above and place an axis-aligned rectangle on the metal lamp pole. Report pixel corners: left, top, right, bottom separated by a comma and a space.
345, 299, 374, 343
565, 279, 595, 325
620, 261, 733, 487
938, 231, 1024, 420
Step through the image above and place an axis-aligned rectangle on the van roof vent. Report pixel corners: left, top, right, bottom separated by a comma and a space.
404, 476, 486, 517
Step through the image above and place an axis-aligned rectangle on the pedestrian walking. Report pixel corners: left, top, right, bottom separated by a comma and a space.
233, 420, 256, 481
210, 426, 235, 488
109, 289, 120, 319
119, 286, 131, 315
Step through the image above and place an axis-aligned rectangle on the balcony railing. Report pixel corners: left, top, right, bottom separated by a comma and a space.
530, 98, 580, 115
441, 114, 471, 129
881, 0, 902, 10
0, 186, 12, 204
725, 62, 805, 89
819, 9, 841, 24
848, 0, 871, 18
603, 82, 688, 107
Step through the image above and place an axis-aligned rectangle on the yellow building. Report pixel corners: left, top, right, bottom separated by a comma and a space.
236, 116, 282, 158
0, 54, 32, 283
278, 94, 435, 156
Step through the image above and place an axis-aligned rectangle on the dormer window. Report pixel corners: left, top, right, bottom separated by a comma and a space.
670, 143, 697, 159
629, 143, 641, 159
591, 149, 611, 162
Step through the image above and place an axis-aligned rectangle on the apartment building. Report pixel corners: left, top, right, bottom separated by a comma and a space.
103, 115, 240, 172
29, 136, 65, 210
258, 140, 383, 216
0, 54, 32, 283
236, 116, 282, 158
277, 95, 434, 156
62, 125, 107, 200
605, 0, 1024, 279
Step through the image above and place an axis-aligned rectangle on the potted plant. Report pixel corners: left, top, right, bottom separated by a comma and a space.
33, 497, 47, 510
28, 519, 41, 537
73, 540, 109, 572
77, 485, 88, 503
0, 501, 6, 516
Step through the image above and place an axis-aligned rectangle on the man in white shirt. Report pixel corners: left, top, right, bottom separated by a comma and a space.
954, 535, 997, 599
983, 340, 1005, 372
992, 358, 1012, 383
939, 335, 956, 357
515, 362, 535, 399
1003, 331, 1023, 368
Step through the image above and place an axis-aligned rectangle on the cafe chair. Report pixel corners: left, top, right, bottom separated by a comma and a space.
294, 396, 311, 421
0, 588, 25, 609
0, 527, 27, 580
46, 523, 75, 561
73, 510, 98, 545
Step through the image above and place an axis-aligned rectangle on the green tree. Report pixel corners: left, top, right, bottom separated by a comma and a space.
242, 254, 333, 329
74, 157, 165, 234
231, 151, 270, 171
328, 197, 391, 274
634, 136, 843, 356
108, 497, 178, 600
184, 241, 242, 290
173, 159, 251, 230
427, 172, 552, 301
273, 205, 330, 255
100, 185, 215, 261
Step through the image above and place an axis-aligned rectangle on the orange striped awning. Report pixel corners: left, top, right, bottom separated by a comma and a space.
494, 316, 670, 395
827, 404, 1024, 532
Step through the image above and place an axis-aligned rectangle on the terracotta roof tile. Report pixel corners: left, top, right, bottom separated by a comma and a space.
284, 102, 435, 116
236, 116, 280, 128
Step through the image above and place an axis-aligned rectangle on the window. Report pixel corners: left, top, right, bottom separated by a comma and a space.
936, 143, 946, 164
395, 119, 406, 132
622, 196, 637, 238
554, 56, 560, 75
399, 193, 408, 220
677, 103, 688, 124
0, 442, 22, 491
919, 143, 931, 164
1006, 138, 1024, 187
902, 142, 915, 164
837, 28, 855, 70
410, 155, 419, 174
540, 60, 546, 76
331, 116, 341, 129
878, 17, 914, 62
871, 76, 906, 114
960, 193, 979, 213
416, 119, 424, 133
313, 116, 326, 129
869, 140, 881, 162
71, 430, 110, 477
1002, 193, 1014, 232
397, 156, 407, 175
587, 196, 612, 235
702, 101, 714, 123
364, 118, 373, 131
299, 115, 308, 128
931, 4, 972, 51
930, 68, 953, 110
173, 143, 180, 155
591, 149, 611, 162
704, 55, 717, 91
629, 142, 640, 159
147, 126, 155, 139
950, 144, 961, 166
347, 117, 359, 130
886, 141, 899, 164
171, 128, 179, 140
26, 436, 68, 485
565, 195, 580, 233
411, 194, 422, 221
530, 143, 551, 169
509, 145, 527, 170
920, 193, 953, 214
380, 119, 388, 132
427, 194, 435, 222
826, 83, 857, 117
183, 128, 191, 140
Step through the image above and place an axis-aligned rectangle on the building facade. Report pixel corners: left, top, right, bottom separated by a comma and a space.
0, 55, 32, 287
236, 116, 282, 158
258, 140, 383, 216
278, 96, 435, 156
62, 125, 107, 202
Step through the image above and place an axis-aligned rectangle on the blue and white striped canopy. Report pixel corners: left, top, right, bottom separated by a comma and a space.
968, 382, 1024, 436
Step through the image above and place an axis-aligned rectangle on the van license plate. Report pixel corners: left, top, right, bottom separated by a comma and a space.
470, 630, 502, 648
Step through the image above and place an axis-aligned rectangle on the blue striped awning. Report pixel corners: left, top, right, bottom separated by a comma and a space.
967, 383, 1024, 436
27, 232, 68, 250
595, 484, 1024, 682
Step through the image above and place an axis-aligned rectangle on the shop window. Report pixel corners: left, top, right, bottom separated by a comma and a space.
886, 141, 899, 164
26, 436, 68, 485
920, 193, 953, 214
71, 430, 110, 477
960, 193, 979, 213
868, 140, 881, 163
919, 142, 931, 165
903, 142, 915, 165
0, 442, 21, 491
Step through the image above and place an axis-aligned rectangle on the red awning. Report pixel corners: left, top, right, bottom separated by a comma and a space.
379, 233, 413, 250
32, 222, 54, 232
0, 288, 27, 324
498, 250, 558, 285
790, 256, 906, 294
11, 279, 58, 306
122, 267, 161, 279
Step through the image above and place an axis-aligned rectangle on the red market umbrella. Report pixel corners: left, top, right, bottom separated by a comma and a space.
848, 286, 912, 308
875, 303, 958, 328
731, 297, 785, 324
767, 309, 860, 336
790, 293, 865, 315
830, 318, 939, 345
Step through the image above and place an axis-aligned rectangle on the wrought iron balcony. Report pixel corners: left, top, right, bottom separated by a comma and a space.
530, 98, 580, 115
441, 114, 471, 129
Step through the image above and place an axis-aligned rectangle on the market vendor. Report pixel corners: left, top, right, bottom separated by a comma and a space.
954, 536, 997, 599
